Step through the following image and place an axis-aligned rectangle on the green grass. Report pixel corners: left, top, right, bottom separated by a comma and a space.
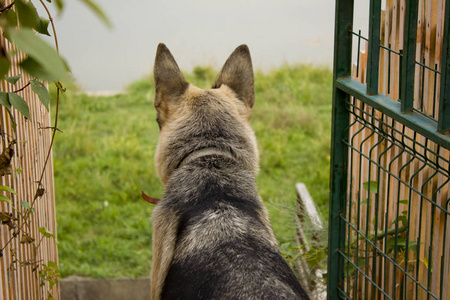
52, 65, 332, 278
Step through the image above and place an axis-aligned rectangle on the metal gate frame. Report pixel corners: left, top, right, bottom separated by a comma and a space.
328, 0, 450, 299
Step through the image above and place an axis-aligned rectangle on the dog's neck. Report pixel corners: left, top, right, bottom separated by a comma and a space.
178, 147, 234, 169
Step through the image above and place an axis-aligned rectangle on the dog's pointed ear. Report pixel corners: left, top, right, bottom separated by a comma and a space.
213, 45, 255, 108
154, 43, 188, 107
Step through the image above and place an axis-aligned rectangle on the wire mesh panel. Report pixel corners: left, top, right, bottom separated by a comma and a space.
342, 98, 449, 299
329, 0, 450, 299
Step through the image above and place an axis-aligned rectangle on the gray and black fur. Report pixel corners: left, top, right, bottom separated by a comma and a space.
151, 43, 310, 300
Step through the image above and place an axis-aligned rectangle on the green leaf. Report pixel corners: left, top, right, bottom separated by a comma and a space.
0, 9, 18, 27
363, 181, 378, 193
7, 110, 16, 130
15, 0, 39, 28
30, 80, 49, 110
386, 236, 406, 253
0, 185, 17, 195
20, 56, 53, 81
280, 242, 290, 249
344, 258, 366, 276
400, 215, 408, 228
8, 92, 31, 119
386, 238, 395, 252
0, 94, 17, 127
396, 237, 406, 246
421, 258, 429, 268
344, 262, 355, 275
392, 214, 408, 228
53, 0, 64, 13
408, 241, 422, 252
399, 199, 409, 205
357, 257, 366, 268
5, 74, 22, 85
34, 17, 50, 36
38, 269, 45, 279
47, 261, 59, 271
21, 201, 31, 209
39, 226, 52, 237
79, 0, 112, 28
0, 55, 11, 79
0, 194, 11, 203
0, 92, 12, 111
38, 226, 58, 244
7, 28, 68, 81
360, 198, 370, 205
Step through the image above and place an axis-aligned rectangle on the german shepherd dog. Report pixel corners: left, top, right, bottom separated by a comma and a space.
150, 43, 310, 300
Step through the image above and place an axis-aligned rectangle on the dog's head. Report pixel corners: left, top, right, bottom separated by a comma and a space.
153, 44, 259, 184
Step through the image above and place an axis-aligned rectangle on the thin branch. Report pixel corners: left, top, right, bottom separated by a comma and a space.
26, 0, 62, 212
1, 228, 15, 251
36, 235, 45, 250
3, 88, 61, 251
38, 0, 59, 52
28, 88, 59, 212
0, 2, 14, 13
38, 126, 62, 133
12, 82, 30, 93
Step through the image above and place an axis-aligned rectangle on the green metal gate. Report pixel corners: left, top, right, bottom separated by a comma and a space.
328, 0, 450, 299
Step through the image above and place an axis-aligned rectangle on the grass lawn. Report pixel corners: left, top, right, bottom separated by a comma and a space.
52, 65, 332, 278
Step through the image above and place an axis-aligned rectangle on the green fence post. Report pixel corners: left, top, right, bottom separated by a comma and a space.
400, 0, 419, 112
366, 0, 381, 95
438, 0, 450, 133
328, 0, 353, 298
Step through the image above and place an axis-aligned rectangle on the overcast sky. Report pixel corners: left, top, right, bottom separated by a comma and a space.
48, 0, 369, 91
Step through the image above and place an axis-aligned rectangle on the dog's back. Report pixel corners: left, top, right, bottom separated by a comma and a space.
161, 156, 309, 299
151, 43, 310, 300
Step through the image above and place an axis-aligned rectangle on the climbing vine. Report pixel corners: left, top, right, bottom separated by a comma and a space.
0, 0, 109, 298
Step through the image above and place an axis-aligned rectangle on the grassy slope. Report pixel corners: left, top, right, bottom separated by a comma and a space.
52, 65, 332, 278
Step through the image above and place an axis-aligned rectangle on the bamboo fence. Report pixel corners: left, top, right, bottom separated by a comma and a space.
0, 2, 60, 299
346, 0, 450, 299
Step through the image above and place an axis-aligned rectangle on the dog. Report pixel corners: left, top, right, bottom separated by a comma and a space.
150, 43, 310, 300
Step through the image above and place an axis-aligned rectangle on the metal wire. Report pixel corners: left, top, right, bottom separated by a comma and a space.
331, 2, 450, 299
348, 30, 442, 120
338, 97, 450, 299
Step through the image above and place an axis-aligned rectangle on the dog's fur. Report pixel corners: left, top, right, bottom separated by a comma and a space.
150, 43, 310, 300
